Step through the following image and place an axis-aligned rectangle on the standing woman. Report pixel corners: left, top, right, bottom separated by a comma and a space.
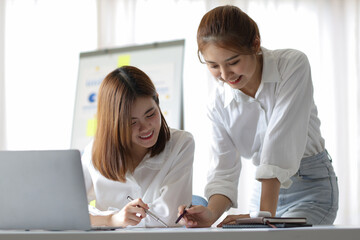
82, 66, 194, 227
181, 5, 338, 227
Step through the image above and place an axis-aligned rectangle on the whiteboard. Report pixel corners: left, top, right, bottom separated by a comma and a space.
71, 40, 185, 152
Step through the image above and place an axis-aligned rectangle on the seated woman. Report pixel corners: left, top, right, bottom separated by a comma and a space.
81, 66, 194, 227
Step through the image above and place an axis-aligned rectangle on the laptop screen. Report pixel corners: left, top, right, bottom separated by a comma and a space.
0, 149, 92, 230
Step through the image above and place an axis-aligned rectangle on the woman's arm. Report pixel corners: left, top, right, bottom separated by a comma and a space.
257, 50, 314, 188
207, 194, 232, 221
218, 178, 280, 226
259, 178, 280, 216
184, 89, 242, 228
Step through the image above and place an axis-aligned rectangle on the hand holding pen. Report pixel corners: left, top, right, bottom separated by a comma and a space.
176, 204, 215, 228
127, 196, 169, 227
108, 196, 148, 227
175, 203, 192, 224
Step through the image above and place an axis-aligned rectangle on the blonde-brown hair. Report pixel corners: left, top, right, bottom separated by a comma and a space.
197, 5, 261, 62
92, 66, 170, 182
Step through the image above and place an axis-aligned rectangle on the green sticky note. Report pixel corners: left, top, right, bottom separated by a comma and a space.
117, 55, 131, 67
90, 200, 96, 207
86, 118, 97, 137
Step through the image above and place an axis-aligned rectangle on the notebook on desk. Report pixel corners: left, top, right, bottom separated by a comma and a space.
223, 216, 311, 229
0, 149, 121, 231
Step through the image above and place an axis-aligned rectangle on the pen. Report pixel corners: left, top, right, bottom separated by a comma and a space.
127, 196, 169, 228
175, 203, 192, 224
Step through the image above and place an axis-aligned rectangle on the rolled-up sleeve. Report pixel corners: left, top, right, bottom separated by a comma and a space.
257, 51, 313, 188
205, 101, 241, 208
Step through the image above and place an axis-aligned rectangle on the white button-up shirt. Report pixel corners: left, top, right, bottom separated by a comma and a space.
205, 47, 325, 208
81, 129, 194, 227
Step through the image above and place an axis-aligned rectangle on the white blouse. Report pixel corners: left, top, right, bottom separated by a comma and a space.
205, 47, 325, 208
81, 129, 194, 227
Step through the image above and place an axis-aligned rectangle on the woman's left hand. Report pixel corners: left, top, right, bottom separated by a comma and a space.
217, 213, 250, 227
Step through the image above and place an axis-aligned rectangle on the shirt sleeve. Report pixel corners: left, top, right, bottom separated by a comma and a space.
257, 50, 314, 188
204, 96, 242, 209
145, 131, 195, 227
81, 142, 96, 202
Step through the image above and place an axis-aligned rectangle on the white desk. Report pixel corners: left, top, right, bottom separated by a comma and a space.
0, 226, 359, 240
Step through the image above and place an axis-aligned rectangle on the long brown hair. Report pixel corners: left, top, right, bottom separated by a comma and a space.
92, 66, 170, 182
197, 5, 261, 62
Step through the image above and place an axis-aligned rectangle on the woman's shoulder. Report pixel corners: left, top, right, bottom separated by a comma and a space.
269, 48, 310, 68
166, 128, 195, 153
163, 129, 194, 163
169, 128, 194, 144
263, 47, 311, 81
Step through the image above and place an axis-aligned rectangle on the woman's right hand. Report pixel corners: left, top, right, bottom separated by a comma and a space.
177, 194, 231, 228
177, 205, 216, 228
110, 198, 148, 227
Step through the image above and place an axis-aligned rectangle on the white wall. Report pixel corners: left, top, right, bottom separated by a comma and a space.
0, 0, 5, 150
4, 0, 97, 150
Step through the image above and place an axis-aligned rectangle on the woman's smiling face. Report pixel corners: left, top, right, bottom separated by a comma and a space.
130, 96, 161, 153
202, 43, 262, 96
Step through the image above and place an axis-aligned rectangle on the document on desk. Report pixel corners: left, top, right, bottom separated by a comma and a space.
222, 217, 311, 229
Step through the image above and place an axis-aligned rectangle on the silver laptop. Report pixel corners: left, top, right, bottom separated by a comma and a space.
0, 149, 120, 231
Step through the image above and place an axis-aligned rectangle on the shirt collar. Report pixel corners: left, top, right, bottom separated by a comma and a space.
223, 47, 281, 107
